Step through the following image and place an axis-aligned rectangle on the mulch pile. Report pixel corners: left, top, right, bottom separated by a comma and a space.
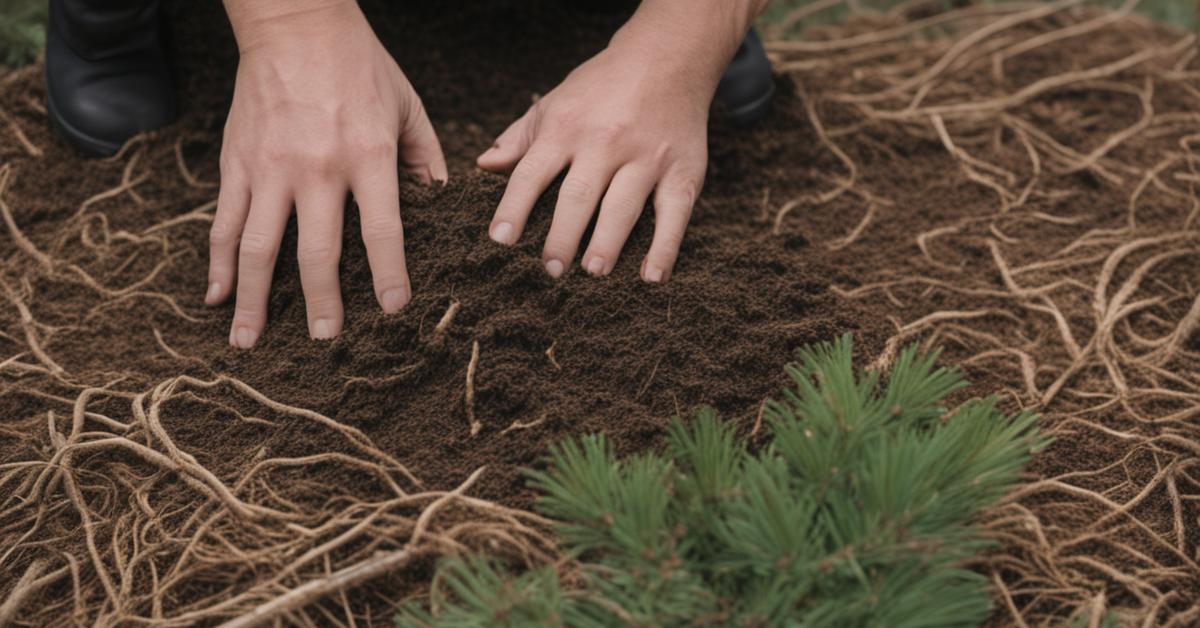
0, 0, 1197, 626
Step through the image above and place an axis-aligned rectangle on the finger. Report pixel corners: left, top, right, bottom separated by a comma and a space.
581, 165, 657, 276
542, 159, 614, 278
643, 168, 702, 283
488, 144, 567, 246
229, 186, 291, 349
295, 184, 347, 339
351, 157, 411, 314
476, 108, 535, 174
399, 97, 448, 184
207, 164, 250, 305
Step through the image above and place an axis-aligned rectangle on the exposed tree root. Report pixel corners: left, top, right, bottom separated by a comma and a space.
1, 3, 1196, 625
465, 340, 482, 437
0, 136, 555, 625
770, 3, 1200, 624
433, 299, 461, 337
0, 372, 554, 625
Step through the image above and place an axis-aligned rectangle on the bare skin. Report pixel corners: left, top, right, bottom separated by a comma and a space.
210, 0, 446, 348
479, 0, 768, 281
208, 0, 766, 348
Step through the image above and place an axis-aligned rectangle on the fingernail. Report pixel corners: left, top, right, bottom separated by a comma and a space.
545, 259, 564, 278
490, 222, 514, 245
205, 282, 221, 304
311, 319, 337, 340
233, 327, 258, 349
381, 287, 409, 314
586, 256, 606, 276
644, 264, 664, 283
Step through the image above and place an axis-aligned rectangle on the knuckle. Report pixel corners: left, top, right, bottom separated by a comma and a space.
595, 120, 632, 146
358, 140, 396, 162
670, 176, 703, 207
260, 144, 340, 178
297, 241, 339, 268
511, 156, 547, 184
301, 149, 342, 178
361, 215, 404, 244
238, 231, 277, 266
558, 177, 594, 203
606, 193, 644, 219
258, 142, 290, 165
208, 220, 239, 248
648, 142, 674, 169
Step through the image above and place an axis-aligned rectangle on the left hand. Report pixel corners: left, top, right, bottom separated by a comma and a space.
477, 25, 718, 283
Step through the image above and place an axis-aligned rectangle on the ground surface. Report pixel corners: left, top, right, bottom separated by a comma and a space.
0, 1, 1198, 626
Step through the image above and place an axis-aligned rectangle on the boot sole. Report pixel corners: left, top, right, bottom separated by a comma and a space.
44, 68, 122, 158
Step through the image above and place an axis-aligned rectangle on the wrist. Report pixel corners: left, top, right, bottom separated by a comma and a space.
611, 0, 764, 99
224, 0, 364, 55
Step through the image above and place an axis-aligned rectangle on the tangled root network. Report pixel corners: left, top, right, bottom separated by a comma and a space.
767, 0, 1200, 625
1, 0, 1199, 625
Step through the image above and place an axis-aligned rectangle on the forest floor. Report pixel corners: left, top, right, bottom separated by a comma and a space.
0, 1, 1197, 626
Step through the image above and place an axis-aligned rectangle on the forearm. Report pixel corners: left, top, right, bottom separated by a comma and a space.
223, 0, 363, 54
614, 0, 769, 93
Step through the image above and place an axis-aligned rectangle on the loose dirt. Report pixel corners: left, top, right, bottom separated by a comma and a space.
0, 1, 886, 625
0, 0, 1197, 626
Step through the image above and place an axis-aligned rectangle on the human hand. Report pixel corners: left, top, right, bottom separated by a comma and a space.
477, 1, 762, 282
208, 0, 446, 348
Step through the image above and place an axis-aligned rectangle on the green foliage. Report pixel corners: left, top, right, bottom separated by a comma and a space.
0, 0, 46, 68
396, 335, 1045, 627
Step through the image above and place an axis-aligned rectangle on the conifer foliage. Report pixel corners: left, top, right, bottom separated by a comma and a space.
396, 335, 1045, 627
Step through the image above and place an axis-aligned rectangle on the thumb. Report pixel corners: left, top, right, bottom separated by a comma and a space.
477, 108, 536, 174
399, 96, 448, 184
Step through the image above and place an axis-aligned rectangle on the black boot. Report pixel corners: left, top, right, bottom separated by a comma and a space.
715, 29, 775, 127
45, 0, 175, 157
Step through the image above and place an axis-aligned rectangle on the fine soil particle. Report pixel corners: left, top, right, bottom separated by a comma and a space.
2, 0, 1197, 624
1, 0, 886, 506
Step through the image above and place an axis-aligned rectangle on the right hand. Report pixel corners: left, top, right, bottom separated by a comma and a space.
207, 1, 446, 348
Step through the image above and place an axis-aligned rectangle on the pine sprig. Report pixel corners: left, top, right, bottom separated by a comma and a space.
396, 334, 1045, 627
0, 0, 46, 67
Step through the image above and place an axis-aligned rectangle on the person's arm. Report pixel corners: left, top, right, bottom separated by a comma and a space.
478, 0, 769, 282
209, 0, 446, 348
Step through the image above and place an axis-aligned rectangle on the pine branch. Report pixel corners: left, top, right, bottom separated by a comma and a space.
398, 334, 1045, 627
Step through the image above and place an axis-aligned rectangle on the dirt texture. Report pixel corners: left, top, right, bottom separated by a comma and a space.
0, 1, 885, 625
1, 0, 1198, 626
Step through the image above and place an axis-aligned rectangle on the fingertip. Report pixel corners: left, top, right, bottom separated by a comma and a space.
230, 324, 259, 349
476, 147, 513, 172
379, 284, 411, 314
310, 318, 340, 340
489, 221, 516, 245
642, 261, 667, 283
585, 255, 607, 277
205, 281, 223, 306
431, 160, 449, 185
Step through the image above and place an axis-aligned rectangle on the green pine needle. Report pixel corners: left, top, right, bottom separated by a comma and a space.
397, 334, 1045, 627
0, 0, 46, 68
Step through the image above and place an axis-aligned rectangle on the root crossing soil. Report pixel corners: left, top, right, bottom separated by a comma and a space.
1, 0, 1198, 626
0, 1, 884, 625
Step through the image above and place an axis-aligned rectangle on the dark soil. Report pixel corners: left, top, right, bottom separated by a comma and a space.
3, 0, 885, 505
0, 1, 890, 623
1, 0, 1197, 625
